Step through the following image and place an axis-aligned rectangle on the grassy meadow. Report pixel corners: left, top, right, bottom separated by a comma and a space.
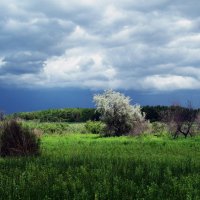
0, 122, 200, 199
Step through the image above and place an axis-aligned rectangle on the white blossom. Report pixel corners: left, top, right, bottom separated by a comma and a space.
93, 90, 145, 136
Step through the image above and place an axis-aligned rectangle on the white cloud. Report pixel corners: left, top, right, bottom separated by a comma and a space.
103, 5, 126, 24
175, 19, 193, 29
141, 75, 200, 91
13, 48, 118, 89
168, 32, 200, 45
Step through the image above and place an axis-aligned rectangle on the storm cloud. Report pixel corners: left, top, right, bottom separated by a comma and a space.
1, 0, 200, 91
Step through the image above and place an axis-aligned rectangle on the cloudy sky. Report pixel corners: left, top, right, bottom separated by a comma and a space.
1, 0, 200, 112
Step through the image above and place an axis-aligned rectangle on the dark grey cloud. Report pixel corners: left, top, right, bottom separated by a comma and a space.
0, 0, 200, 91
0, 51, 45, 74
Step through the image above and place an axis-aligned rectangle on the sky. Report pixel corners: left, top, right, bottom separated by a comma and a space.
1, 0, 200, 113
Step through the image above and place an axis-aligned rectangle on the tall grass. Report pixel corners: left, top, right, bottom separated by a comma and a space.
0, 133, 200, 199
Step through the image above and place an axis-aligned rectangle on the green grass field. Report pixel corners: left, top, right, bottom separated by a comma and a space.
1, 130, 200, 200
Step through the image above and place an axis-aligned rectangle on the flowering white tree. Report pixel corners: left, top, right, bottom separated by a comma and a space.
93, 90, 146, 136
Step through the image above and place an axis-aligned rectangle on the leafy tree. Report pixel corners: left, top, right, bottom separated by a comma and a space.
93, 90, 145, 136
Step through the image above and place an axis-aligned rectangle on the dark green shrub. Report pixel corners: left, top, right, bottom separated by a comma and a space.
0, 120, 41, 157
85, 120, 105, 134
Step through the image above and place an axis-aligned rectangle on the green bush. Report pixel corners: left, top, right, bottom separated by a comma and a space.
23, 121, 88, 134
0, 120, 41, 157
23, 122, 70, 134
151, 122, 169, 137
85, 120, 105, 134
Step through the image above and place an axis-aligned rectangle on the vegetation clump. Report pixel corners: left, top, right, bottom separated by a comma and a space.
85, 120, 105, 134
150, 122, 169, 137
0, 120, 40, 157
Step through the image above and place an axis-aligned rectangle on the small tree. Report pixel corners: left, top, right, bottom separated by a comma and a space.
161, 103, 198, 138
93, 90, 145, 136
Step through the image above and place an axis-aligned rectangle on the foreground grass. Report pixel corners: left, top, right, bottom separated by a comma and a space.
0, 134, 200, 199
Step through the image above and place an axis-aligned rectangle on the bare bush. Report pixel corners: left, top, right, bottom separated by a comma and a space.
194, 113, 200, 133
161, 103, 198, 138
130, 119, 151, 135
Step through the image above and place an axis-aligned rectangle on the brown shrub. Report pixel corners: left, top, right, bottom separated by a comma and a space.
0, 120, 41, 157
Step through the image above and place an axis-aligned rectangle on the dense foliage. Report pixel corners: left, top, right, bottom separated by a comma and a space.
94, 90, 146, 136
9, 108, 100, 122
0, 133, 200, 199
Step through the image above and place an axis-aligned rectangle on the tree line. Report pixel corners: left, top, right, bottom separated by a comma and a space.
7, 108, 101, 122
4, 105, 199, 123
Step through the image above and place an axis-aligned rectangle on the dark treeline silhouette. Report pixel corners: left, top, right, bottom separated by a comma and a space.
142, 105, 169, 122
6, 105, 199, 123
142, 105, 199, 122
